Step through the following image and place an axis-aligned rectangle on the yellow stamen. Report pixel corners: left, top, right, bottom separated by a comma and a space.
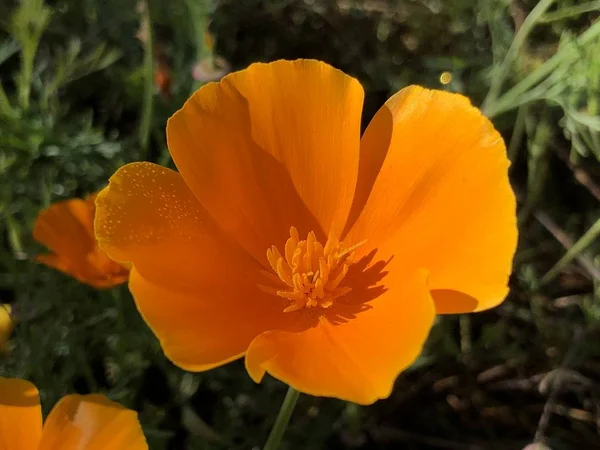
285, 231, 298, 266
266, 246, 280, 272
264, 227, 365, 313
276, 258, 293, 287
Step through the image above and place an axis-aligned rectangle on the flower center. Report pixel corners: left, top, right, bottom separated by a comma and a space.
265, 227, 365, 313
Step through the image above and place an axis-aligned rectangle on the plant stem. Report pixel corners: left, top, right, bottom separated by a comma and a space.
139, 0, 154, 154
482, 0, 556, 116
540, 217, 600, 286
507, 105, 527, 163
0, 83, 14, 117
459, 315, 472, 354
539, 0, 600, 22
111, 287, 126, 330
263, 386, 300, 450
184, 0, 211, 93
11, 0, 52, 111
533, 210, 600, 283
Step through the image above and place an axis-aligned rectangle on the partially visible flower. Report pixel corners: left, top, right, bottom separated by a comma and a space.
0, 304, 13, 350
0, 377, 147, 449
33, 192, 129, 288
95, 59, 517, 404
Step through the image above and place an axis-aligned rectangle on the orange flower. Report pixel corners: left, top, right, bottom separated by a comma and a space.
0, 377, 147, 449
95, 60, 517, 404
34, 192, 130, 288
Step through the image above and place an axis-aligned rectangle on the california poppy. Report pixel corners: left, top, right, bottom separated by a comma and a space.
95, 59, 517, 404
0, 304, 13, 350
0, 377, 147, 449
34, 192, 129, 288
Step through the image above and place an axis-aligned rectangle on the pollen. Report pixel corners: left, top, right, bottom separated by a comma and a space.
264, 227, 365, 313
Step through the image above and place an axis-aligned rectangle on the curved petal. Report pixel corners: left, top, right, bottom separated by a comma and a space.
95, 162, 302, 369
0, 377, 42, 450
39, 394, 147, 450
346, 86, 517, 313
33, 197, 95, 257
35, 253, 128, 289
36, 254, 71, 274
245, 268, 435, 405
166, 59, 364, 265
33, 196, 128, 287
96, 162, 256, 290
130, 269, 302, 370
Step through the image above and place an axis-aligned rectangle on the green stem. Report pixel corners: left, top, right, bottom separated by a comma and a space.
459, 315, 472, 354
5, 215, 24, 256
184, 0, 211, 93
540, 217, 600, 286
111, 287, 126, 330
519, 108, 552, 224
139, 0, 154, 154
482, 0, 556, 116
507, 105, 528, 163
18, 40, 35, 110
540, 0, 600, 22
263, 386, 300, 450
590, 129, 600, 157
0, 83, 14, 117
12, 0, 52, 111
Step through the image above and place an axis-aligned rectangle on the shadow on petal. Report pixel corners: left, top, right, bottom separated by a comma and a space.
326, 249, 392, 325
431, 289, 479, 314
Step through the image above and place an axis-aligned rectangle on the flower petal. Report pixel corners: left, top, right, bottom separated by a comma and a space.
245, 268, 435, 404
95, 162, 300, 369
34, 198, 95, 258
346, 86, 517, 313
166, 59, 364, 264
33, 196, 127, 287
38, 394, 147, 450
0, 377, 42, 450
96, 162, 255, 290
129, 269, 300, 370
35, 253, 128, 289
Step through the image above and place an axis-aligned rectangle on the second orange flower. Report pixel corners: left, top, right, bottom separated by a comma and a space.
34, 192, 129, 288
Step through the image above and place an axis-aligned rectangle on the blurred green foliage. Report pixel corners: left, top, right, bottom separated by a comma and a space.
0, 0, 599, 449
